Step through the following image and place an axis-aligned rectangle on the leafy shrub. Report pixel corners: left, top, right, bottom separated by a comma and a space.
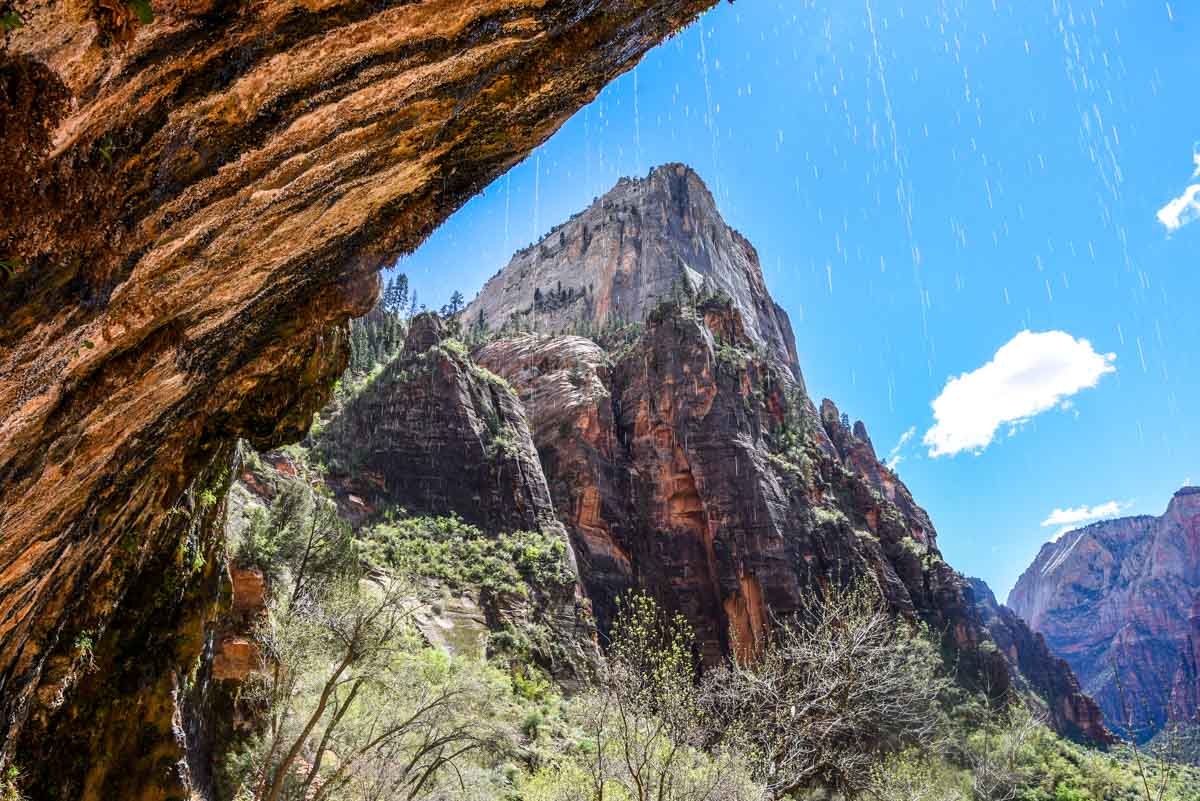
359, 515, 574, 598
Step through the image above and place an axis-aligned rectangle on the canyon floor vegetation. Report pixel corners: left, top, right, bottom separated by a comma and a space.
217, 454, 1200, 801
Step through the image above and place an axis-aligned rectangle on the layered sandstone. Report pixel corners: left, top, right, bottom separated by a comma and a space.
0, 2, 715, 795
1009, 488, 1200, 740
465, 163, 803, 381
318, 313, 562, 536
473, 166, 1112, 745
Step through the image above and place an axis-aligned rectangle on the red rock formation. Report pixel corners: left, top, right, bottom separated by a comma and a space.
968, 578, 1112, 745
475, 167, 1112, 745
1009, 488, 1200, 740
0, 2, 715, 796
319, 313, 563, 536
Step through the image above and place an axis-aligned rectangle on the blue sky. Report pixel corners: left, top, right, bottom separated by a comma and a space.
392, 0, 1198, 599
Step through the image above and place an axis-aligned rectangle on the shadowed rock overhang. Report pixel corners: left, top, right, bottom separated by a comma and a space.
0, 0, 717, 792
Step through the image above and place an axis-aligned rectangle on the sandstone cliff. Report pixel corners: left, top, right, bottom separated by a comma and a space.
1009, 488, 1200, 740
476, 300, 1110, 745
968, 578, 1111, 745
471, 165, 1112, 745
318, 313, 562, 537
465, 163, 803, 381
0, 2, 716, 796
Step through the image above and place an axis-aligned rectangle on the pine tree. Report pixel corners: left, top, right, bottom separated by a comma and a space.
408, 290, 419, 320
382, 276, 396, 312
394, 273, 409, 315
447, 291, 465, 317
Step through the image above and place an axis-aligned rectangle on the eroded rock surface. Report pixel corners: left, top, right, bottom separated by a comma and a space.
0, 1, 715, 795
474, 167, 1112, 745
318, 313, 561, 536
1009, 488, 1200, 740
465, 163, 803, 380
969, 578, 1112, 745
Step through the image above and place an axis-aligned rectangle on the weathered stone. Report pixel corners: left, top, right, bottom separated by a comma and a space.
1009, 488, 1200, 740
466, 163, 803, 381
969, 578, 1112, 745
319, 313, 562, 536
0, 1, 716, 794
476, 167, 1111, 745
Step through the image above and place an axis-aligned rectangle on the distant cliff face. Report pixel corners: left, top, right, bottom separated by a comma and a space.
320, 313, 561, 536
1009, 489, 1200, 740
465, 164, 803, 382
968, 578, 1111, 745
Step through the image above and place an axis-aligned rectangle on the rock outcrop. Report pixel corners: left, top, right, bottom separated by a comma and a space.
474, 166, 1111, 745
318, 313, 561, 537
0, 2, 716, 795
1009, 488, 1200, 740
968, 578, 1112, 744
465, 163, 803, 380
315, 313, 594, 679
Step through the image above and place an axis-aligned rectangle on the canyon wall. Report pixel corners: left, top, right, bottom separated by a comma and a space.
0, 2, 716, 796
1009, 488, 1200, 740
469, 165, 1112, 745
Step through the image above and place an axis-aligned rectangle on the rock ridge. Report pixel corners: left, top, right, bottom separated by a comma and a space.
1009, 488, 1200, 740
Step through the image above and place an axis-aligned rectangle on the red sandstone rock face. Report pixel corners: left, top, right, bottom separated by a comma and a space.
319, 314, 563, 537
968, 578, 1112, 745
1009, 488, 1200, 740
483, 300, 993, 666
0, 2, 715, 795
474, 167, 1111, 745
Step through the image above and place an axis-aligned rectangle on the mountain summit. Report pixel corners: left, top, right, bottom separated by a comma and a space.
1009, 487, 1200, 740
465, 164, 802, 381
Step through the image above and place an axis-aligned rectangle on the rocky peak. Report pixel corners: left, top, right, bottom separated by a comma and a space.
464, 163, 803, 383
403, 313, 448, 356
475, 297, 1108, 745
1008, 489, 1200, 740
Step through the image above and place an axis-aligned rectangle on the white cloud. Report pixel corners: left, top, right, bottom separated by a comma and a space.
1155, 146, 1200, 232
923, 330, 1116, 457
1157, 185, 1200, 232
1041, 500, 1130, 541
885, 426, 916, 470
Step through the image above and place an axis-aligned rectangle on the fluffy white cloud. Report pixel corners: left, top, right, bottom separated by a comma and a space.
885, 426, 916, 470
923, 330, 1116, 457
1042, 500, 1130, 541
1155, 148, 1200, 232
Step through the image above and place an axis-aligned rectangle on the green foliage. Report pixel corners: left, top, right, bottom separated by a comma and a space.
127, 0, 153, 23
1, 765, 25, 801
359, 515, 574, 599
73, 632, 96, 672
0, 10, 23, 32
347, 299, 405, 376
440, 337, 469, 358
524, 593, 765, 801
232, 481, 357, 591
0, 257, 22, 278
488, 423, 524, 461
